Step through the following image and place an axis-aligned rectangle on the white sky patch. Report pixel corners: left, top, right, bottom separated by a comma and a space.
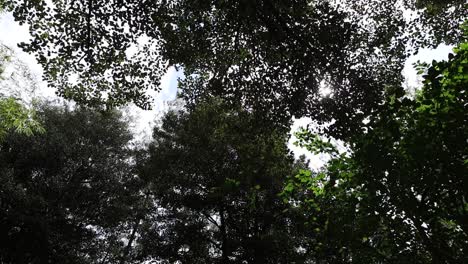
288, 117, 331, 169
124, 67, 181, 144
0, 12, 55, 98
403, 44, 453, 89
318, 79, 332, 97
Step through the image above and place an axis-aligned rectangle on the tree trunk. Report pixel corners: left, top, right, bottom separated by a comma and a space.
220, 206, 228, 263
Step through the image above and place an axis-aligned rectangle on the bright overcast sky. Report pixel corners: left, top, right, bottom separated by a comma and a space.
0, 11, 454, 169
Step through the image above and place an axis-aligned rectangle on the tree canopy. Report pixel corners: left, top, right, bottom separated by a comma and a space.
0, 104, 141, 263
283, 30, 468, 263
136, 99, 312, 263
4, 0, 466, 134
0, 1, 466, 263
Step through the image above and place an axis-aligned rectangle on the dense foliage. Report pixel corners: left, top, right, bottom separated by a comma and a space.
136, 100, 311, 263
0, 105, 141, 263
3, 0, 466, 134
0, 1, 466, 263
283, 32, 468, 263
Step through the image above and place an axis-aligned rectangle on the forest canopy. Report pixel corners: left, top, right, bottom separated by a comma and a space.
0, 0, 466, 263
3, 0, 467, 131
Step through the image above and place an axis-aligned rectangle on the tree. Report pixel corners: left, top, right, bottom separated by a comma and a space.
283, 27, 468, 263
0, 44, 43, 142
0, 97, 43, 140
4, 0, 465, 135
136, 99, 311, 263
0, 103, 142, 263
